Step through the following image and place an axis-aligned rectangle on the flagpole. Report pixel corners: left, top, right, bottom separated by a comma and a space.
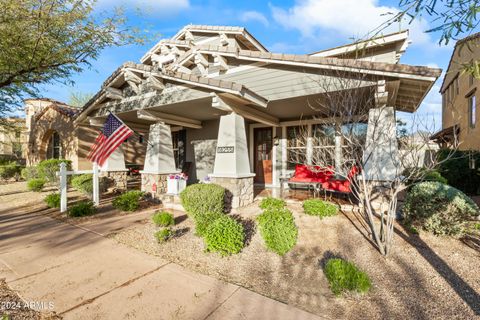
92, 161, 100, 206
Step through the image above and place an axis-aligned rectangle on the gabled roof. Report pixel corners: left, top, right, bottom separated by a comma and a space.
75, 62, 268, 124
440, 32, 480, 93
310, 30, 410, 62
194, 45, 441, 80
34, 101, 79, 121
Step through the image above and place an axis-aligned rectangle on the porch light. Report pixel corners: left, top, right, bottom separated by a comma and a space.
273, 136, 279, 146
469, 152, 476, 169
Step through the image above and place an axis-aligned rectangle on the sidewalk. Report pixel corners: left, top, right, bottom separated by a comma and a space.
0, 206, 322, 320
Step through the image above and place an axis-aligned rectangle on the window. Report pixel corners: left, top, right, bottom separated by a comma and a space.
469, 93, 476, 128
286, 126, 307, 170
171, 130, 186, 170
46, 132, 61, 159
455, 77, 459, 95
312, 124, 335, 166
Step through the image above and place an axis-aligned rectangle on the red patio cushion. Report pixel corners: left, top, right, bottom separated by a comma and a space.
322, 179, 351, 193
293, 164, 314, 179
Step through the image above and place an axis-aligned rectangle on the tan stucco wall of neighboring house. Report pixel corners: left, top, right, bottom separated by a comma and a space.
0, 119, 27, 159
26, 106, 79, 167
441, 35, 480, 150
25, 99, 147, 170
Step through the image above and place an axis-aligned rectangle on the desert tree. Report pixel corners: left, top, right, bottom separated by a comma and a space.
287, 63, 457, 255
0, 0, 149, 123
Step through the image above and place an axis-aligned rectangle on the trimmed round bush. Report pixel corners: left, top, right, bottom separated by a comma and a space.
257, 208, 298, 255
27, 178, 46, 192
72, 174, 94, 194
37, 159, 71, 183
21, 166, 39, 181
324, 258, 371, 296
44, 193, 61, 208
403, 181, 480, 237
152, 211, 175, 227
68, 201, 96, 217
155, 228, 173, 243
180, 183, 225, 217
303, 199, 339, 218
0, 162, 22, 180
194, 212, 224, 237
204, 215, 244, 256
259, 197, 286, 210
112, 190, 144, 212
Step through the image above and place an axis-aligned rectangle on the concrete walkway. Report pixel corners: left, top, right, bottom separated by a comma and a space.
0, 207, 321, 320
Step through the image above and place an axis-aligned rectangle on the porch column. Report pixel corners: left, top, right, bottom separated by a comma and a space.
363, 106, 399, 181
334, 135, 343, 174
141, 122, 180, 196
99, 146, 128, 191
209, 113, 255, 209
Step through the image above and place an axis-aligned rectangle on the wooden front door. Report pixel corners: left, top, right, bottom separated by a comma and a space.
254, 127, 273, 184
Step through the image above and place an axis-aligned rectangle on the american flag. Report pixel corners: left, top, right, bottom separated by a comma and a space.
87, 113, 134, 166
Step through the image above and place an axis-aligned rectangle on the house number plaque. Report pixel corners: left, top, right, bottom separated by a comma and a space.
217, 146, 234, 153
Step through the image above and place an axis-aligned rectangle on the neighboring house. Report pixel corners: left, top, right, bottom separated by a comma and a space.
24, 98, 146, 170
69, 25, 440, 208
0, 118, 27, 160
433, 33, 480, 150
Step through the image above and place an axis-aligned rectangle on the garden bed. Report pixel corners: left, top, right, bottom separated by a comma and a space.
111, 201, 480, 320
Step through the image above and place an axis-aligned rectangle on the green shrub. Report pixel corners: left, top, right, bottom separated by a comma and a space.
257, 208, 298, 255
259, 197, 286, 210
112, 190, 144, 212
37, 159, 72, 184
324, 258, 371, 296
437, 149, 480, 195
303, 199, 339, 218
44, 193, 61, 208
204, 215, 244, 256
27, 178, 46, 192
180, 183, 225, 217
155, 228, 173, 243
71, 174, 94, 194
152, 211, 175, 227
403, 182, 480, 237
68, 201, 96, 217
21, 166, 39, 181
0, 162, 22, 180
194, 212, 224, 237
423, 170, 448, 184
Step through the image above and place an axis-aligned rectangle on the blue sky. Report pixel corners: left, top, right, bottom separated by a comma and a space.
38, 0, 476, 130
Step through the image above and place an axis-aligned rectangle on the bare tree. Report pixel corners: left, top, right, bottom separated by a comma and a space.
287, 64, 457, 255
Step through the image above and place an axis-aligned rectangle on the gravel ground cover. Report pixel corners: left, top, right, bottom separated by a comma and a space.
111, 201, 480, 320
0, 279, 60, 320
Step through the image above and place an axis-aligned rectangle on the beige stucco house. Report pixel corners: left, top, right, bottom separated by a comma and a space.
0, 118, 26, 160
433, 33, 480, 150
65, 25, 439, 208
24, 98, 145, 170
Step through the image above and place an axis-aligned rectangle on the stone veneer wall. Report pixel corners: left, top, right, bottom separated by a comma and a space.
210, 177, 254, 209
100, 171, 128, 191
141, 173, 169, 197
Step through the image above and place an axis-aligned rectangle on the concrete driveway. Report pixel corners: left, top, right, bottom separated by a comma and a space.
0, 204, 321, 319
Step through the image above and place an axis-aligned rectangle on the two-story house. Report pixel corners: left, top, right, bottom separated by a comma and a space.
434, 33, 480, 150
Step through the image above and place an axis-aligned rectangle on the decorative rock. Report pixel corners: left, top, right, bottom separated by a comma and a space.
100, 171, 128, 191
210, 176, 254, 209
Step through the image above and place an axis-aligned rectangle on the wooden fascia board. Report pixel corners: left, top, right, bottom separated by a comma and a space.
211, 93, 279, 127
197, 49, 439, 82
137, 109, 202, 129
158, 74, 267, 107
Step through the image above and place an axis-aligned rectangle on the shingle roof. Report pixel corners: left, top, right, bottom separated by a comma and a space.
34, 102, 79, 121
195, 45, 442, 78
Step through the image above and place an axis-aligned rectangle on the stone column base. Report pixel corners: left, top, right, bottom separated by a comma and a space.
100, 171, 128, 191
141, 173, 170, 197
210, 176, 254, 209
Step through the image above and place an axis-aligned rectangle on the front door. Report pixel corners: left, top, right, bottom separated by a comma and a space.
254, 127, 273, 184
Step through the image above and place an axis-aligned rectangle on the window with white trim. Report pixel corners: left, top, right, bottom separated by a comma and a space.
286, 125, 307, 170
